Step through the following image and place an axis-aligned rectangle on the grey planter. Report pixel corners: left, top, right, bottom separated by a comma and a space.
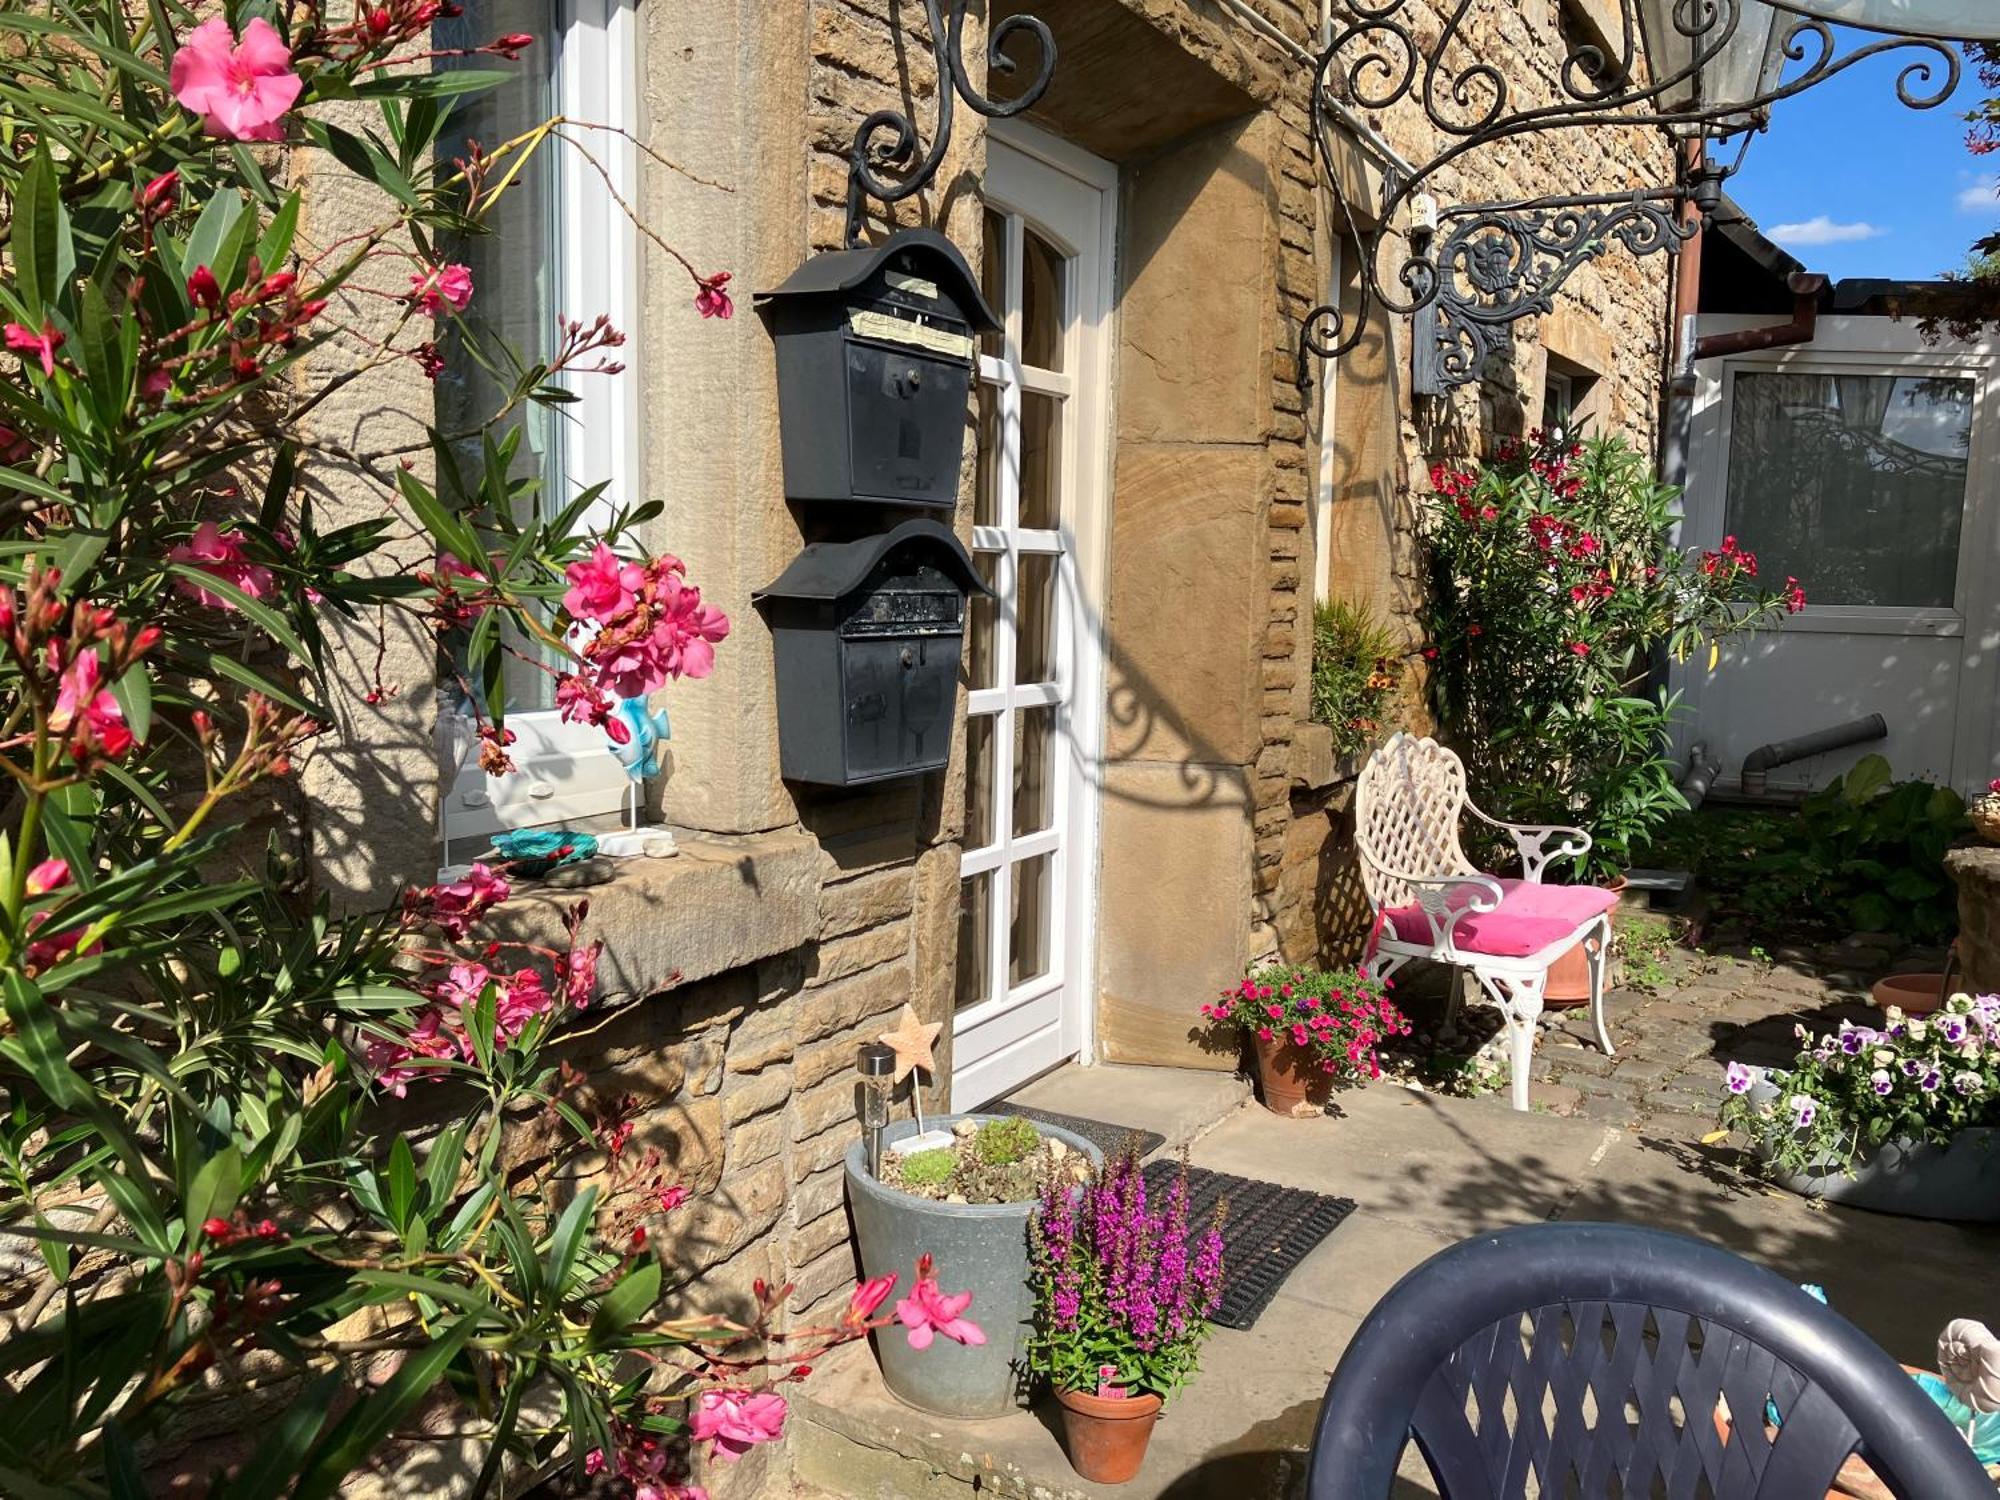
1742, 1073, 2000, 1221
844, 1112, 1101, 1418
1769, 1129, 2000, 1222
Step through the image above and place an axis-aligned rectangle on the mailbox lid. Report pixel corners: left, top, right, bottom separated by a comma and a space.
754, 228, 999, 334
753, 518, 991, 607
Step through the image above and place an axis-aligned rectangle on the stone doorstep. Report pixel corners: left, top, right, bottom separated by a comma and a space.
995, 1063, 1254, 1160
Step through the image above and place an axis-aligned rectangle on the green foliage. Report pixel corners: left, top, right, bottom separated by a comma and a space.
1309, 599, 1401, 757
973, 1115, 1040, 1167
1421, 433, 1802, 881
1638, 756, 1966, 943
899, 1147, 958, 1187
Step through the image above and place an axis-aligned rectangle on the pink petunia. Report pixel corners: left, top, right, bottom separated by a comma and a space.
168, 522, 276, 609
894, 1259, 985, 1350
689, 1389, 786, 1462
5, 321, 65, 377
170, 17, 303, 143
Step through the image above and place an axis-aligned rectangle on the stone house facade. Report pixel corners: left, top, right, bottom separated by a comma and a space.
295, 1, 1675, 1486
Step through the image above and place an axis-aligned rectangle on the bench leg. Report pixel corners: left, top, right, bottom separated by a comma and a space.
1472, 968, 1545, 1112
1585, 916, 1615, 1058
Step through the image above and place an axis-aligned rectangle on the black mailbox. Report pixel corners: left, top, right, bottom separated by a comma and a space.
755, 519, 991, 786
756, 228, 999, 508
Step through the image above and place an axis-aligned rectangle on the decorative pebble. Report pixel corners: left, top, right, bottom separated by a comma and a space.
544, 857, 615, 889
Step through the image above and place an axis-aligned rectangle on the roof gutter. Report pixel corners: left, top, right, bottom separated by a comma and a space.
1692, 270, 1829, 361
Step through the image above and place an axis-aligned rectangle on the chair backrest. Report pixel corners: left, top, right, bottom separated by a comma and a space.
1354, 732, 1477, 911
1307, 1222, 1995, 1500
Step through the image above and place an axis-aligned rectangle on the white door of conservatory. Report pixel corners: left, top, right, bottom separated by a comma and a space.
1676, 317, 2000, 796
950, 126, 1114, 1109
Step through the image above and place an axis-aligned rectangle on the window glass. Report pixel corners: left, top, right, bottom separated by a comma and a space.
1020, 226, 1065, 372
437, 0, 563, 714
1725, 372, 1972, 608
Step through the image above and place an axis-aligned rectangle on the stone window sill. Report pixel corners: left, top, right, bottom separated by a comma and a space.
482, 828, 822, 1005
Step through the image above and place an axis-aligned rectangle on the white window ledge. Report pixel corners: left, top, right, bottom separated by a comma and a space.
480, 828, 823, 1005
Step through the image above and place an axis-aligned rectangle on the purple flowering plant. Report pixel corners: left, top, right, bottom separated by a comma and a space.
1717, 992, 2000, 1177
1027, 1147, 1225, 1402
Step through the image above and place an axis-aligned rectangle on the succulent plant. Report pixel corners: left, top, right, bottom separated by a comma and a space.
973, 1115, 1041, 1166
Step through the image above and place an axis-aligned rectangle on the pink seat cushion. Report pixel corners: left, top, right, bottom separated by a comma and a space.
1382, 878, 1619, 958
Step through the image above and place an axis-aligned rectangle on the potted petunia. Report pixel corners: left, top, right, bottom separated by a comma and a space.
1717, 993, 2000, 1221
1027, 1149, 1226, 1484
1200, 964, 1412, 1116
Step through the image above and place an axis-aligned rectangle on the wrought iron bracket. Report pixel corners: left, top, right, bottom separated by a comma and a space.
843, 0, 1056, 249
1295, 0, 1961, 395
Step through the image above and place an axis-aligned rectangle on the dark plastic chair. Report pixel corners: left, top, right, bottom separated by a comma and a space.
1307, 1222, 1994, 1499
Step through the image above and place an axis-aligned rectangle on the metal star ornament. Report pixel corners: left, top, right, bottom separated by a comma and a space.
877, 1004, 941, 1086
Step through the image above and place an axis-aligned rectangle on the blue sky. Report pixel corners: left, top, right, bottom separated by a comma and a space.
1729, 36, 1993, 281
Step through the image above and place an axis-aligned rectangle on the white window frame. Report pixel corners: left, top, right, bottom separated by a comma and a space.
440, 0, 641, 860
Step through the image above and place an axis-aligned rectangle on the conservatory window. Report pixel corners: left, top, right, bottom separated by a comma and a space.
434, 0, 640, 858
1723, 370, 1972, 609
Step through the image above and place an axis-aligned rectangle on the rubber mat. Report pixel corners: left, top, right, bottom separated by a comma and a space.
1143, 1161, 1356, 1331
986, 1102, 1167, 1161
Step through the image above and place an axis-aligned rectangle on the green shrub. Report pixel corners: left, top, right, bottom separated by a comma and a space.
900, 1148, 959, 1186
1638, 755, 1966, 943
1309, 599, 1402, 756
974, 1115, 1041, 1166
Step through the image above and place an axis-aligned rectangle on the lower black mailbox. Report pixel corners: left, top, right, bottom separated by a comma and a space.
754, 519, 991, 787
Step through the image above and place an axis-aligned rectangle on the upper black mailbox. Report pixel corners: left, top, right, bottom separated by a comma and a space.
754, 519, 991, 787
756, 228, 999, 509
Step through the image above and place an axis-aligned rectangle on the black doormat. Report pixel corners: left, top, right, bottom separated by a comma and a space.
1143, 1161, 1355, 1331
987, 1102, 1167, 1161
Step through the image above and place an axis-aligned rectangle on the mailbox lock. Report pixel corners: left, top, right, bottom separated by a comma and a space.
900, 646, 916, 668
905, 368, 921, 390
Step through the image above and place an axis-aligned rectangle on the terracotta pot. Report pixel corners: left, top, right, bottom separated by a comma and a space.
1870, 972, 1947, 1016
1054, 1387, 1162, 1484
1543, 875, 1624, 1007
1252, 1030, 1334, 1116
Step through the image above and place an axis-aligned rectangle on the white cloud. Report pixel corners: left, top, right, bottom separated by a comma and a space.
1767, 215, 1886, 247
1958, 175, 2000, 215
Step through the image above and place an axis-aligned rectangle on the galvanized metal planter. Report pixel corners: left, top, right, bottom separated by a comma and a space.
843, 1112, 1101, 1418
1768, 1128, 2000, 1224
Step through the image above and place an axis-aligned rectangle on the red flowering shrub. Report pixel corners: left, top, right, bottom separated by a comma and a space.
1420, 433, 1804, 876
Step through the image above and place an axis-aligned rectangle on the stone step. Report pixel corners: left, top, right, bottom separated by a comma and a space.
990, 1062, 1252, 1160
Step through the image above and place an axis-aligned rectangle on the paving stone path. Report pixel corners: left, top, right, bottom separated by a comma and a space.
1526, 932, 1951, 1133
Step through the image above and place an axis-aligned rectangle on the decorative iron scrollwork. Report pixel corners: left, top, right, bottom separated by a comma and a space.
1296, 0, 1961, 394
844, 0, 1056, 248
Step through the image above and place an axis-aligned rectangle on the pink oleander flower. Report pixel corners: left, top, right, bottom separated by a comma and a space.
689, 1389, 786, 1462
168, 522, 277, 610
24, 858, 70, 898
895, 1255, 985, 1350
657, 1183, 690, 1213
409, 263, 474, 317
561, 939, 601, 1008
404, 862, 510, 940
50, 651, 134, 761
563, 542, 645, 624
846, 1272, 898, 1324
695, 271, 733, 320
170, 17, 302, 143
5, 321, 65, 377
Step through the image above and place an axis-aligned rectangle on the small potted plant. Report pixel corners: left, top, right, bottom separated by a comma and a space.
845, 1113, 1098, 1417
1200, 964, 1412, 1116
1027, 1148, 1225, 1484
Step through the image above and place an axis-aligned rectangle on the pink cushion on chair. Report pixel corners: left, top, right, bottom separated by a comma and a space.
1382, 879, 1619, 958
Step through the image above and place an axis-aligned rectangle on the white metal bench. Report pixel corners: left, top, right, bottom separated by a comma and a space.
1354, 732, 1618, 1111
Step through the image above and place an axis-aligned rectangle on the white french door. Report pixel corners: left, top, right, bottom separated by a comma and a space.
950, 126, 1115, 1109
